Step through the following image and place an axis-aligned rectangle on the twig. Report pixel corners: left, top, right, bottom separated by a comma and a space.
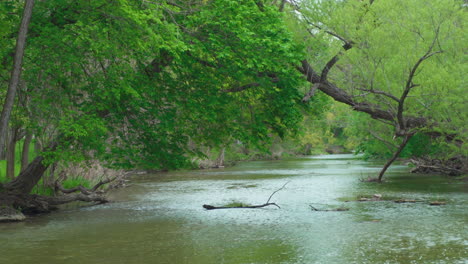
266, 181, 290, 204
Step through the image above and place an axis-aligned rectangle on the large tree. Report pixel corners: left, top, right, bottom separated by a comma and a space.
289, 0, 466, 180
0, 0, 311, 211
0, 0, 34, 158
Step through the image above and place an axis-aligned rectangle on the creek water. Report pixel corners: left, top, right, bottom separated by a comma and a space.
0, 154, 467, 264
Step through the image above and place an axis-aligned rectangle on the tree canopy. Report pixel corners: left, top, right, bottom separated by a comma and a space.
0, 0, 466, 196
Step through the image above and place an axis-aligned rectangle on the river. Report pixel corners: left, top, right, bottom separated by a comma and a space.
1, 154, 467, 264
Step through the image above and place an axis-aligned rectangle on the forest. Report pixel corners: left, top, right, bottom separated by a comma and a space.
0, 0, 466, 221
1, 1, 467, 263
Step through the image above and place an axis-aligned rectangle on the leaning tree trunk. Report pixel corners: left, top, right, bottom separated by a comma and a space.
377, 134, 413, 182
0, 0, 35, 158
4, 141, 57, 194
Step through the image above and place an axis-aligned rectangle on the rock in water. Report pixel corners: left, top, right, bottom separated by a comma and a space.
0, 207, 26, 222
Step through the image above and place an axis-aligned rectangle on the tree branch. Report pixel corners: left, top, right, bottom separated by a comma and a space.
397, 26, 442, 133
320, 53, 341, 82
302, 83, 320, 102
203, 181, 289, 210
266, 181, 289, 204
355, 87, 399, 102
289, 0, 353, 48
55, 176, 116, 195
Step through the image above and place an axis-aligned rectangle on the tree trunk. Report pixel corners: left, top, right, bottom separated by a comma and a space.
4, 141, 57, 194
21, 132, 33, 170
215, 147, 225, 168
34, 138, 42, 156
0, 0, 35, 158
377, 134, 412, 182
6, 127, 18, 179
0, 129, 7, 161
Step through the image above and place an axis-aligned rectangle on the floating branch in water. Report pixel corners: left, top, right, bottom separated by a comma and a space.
309, 205, 349, 212
202, 181, 290, 210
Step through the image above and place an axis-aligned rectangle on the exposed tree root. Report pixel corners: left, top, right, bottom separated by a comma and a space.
0, 174, 120, 221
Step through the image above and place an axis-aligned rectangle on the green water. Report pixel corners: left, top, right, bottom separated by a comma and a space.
1, 154, 467, 264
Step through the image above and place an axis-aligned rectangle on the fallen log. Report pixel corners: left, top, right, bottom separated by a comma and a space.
409, 157, 467, 176
202, 181, 289, 210
394, 199, 420, 203
309, 205, 349, 212
203, 203, 280, 210
429, 201, 446, 206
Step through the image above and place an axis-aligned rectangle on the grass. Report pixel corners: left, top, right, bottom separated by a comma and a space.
0, 139, 93, 196
0, 139, 37, 184
222, 200, 252, 207
0, 160, 22, 184
30, 176, 92, 196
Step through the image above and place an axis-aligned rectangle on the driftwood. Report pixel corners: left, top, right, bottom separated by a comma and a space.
394, 199, 420, 203
347, 194, 446, 206
429, 201, 446, 206
54, 173, 117, 195
0, 173, 118, 221
410, 157, 467, 176
203, 203, 280, 210
309, 205, 349, 212
0, 192, 108, 215
203, 182, 289, 210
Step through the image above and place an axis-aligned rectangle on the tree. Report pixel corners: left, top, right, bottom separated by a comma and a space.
288, 0, 466, 180
1, 0, 311, 212
0, 0, 34, 159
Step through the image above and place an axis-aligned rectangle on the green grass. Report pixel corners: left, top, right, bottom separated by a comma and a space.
0, 160, 22, 184
0, 140, 94, 196
30, 176, 92, 196
222, 200, 252, 207
0, 139, 37, 184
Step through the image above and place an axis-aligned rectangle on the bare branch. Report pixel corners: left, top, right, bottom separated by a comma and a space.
288, 0, 353, 48
203, 203, 280, 210
202, 181, 289, 211
320, 53, 341, 82
55, 177, 116, 195
44, 193, 108, 205
266, 181, 290, 204
302, 83, 320, 102
355, 87, 399, 102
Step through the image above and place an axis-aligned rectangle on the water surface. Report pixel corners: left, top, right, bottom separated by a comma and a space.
1, 154, 467, 264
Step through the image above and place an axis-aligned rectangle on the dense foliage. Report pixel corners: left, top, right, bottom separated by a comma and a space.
0, 0, 466, 190
1, 0, 315, 171
292, 0, 466, 161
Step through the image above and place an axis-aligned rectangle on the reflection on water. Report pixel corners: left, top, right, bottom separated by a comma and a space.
1, 154, 467, 264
